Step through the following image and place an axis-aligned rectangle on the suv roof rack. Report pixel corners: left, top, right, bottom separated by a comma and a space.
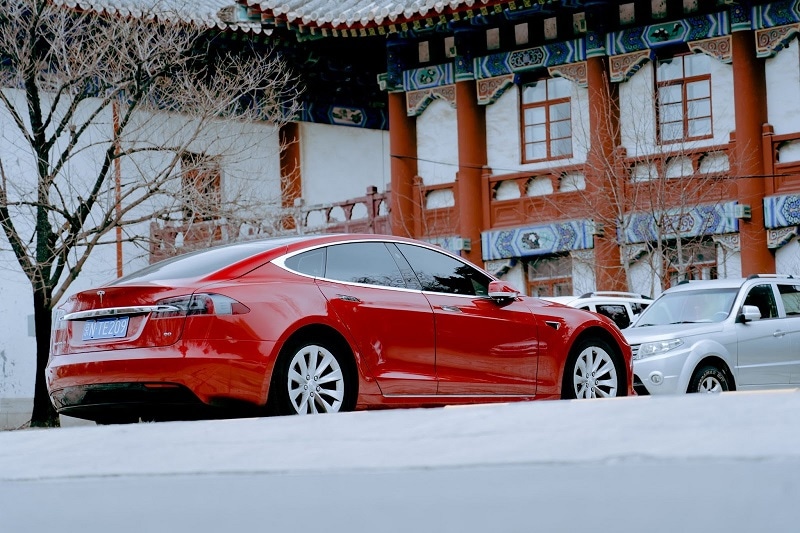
577, 291, 652, 299
745, 274, 795, 280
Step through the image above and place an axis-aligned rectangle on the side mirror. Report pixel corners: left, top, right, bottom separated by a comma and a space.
487, 281, 520, 302
737, 304, 762, 323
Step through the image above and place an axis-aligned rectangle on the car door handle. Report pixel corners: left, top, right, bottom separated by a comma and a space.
336, 294, 361, 303
440, 305, 462, 313
773, 330, 786, 337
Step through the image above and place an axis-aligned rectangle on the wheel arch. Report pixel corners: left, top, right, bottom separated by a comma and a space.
686, 355, 737, 392
264, 323, 360, 413
561, 326, 629, 398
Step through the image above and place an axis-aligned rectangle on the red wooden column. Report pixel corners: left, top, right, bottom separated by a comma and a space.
455, 79, 486, 264
585, 56, 626, 291
388, 91, 418, 237
279, 122, 302, 230
732, 30, 774, 275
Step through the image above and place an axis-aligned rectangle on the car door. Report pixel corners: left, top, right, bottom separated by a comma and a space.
776, 282, 800, 384
736, 283, 792, 388
394, 243, 539, 396
312, 242, 437, 396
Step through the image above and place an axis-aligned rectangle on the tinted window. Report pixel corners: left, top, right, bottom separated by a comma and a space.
284, 248, 326, 277
325, 243, 407, 288
595, 304, 630, 329
396, 243, 492, 296
743, 284, 778, 319
778, 284, 800, 316
112, 237, 304, 284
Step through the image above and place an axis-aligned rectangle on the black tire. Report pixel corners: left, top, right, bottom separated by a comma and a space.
688, 365, 730, 393
561, 338, 625, 399
270, 338, 356, 415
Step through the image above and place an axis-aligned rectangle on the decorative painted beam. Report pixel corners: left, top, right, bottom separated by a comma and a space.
477, 74, 517, 105
764, 193, 800, 228
755, 23, 800, 58
689, 36, 733, 63
621, 202, 739, 244
481, 219, 594, 261
406, 85, 457, 116
548, 61, 587, 87
609, 50, 652, 83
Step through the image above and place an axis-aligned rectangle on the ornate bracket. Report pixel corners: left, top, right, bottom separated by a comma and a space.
477, 74, 516, 105
689, 36, 732, 63
406, 85, 456, 116
548, 61, 587, 88
756, 23, 800, 58
609, 50, 653, 83
767, 226, 799, 249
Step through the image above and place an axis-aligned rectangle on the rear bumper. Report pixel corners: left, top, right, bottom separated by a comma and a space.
46, 340, 277, 420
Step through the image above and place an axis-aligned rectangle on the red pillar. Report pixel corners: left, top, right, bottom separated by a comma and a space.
455, 79, 486, 264
388, 91, 417, 237
279, 122, 302, 230
585, 56, 626, 291
732, 30, 774, 275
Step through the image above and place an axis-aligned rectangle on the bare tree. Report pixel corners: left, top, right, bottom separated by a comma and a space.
0, 0, 301, 426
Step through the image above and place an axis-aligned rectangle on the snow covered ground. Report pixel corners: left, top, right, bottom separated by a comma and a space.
1, 390, 798, 532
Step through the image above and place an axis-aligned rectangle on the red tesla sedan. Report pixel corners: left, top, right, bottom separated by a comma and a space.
47, 233, 633, 423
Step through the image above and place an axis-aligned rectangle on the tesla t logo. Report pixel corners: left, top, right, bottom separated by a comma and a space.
97, 290, 105, 305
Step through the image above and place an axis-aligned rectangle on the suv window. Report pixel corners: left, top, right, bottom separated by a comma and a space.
325, 242, 407, 288
778, 284, 800, 316
595, 304, 631, 329
396, 243, 492, 296
743, 284, 778, 319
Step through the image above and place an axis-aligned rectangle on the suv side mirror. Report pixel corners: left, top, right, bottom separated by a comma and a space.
737, 304, 762, 323
487, 281, 520, 303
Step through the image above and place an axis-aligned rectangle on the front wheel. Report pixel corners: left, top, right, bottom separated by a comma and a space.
688, 365, 730, 393
562, 338, 624, 399
272, 340, 355, 415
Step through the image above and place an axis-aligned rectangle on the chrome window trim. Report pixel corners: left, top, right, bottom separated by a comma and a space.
63, 305, 180, 321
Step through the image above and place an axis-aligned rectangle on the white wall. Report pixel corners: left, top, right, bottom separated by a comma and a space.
486, 82, 589, 174
766, 43, 800, 135
776, 237, 800, 276
619, 57, 735, 157
416, 99, 458, 186
300, 122, 390, 205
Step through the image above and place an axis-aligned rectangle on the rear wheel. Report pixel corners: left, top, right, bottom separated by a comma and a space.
688, 365, 730, 393
272, 340, 355, 415
562, 338, 623, 399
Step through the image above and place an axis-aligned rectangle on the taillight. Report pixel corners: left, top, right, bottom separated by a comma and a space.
152, 294, 250, 317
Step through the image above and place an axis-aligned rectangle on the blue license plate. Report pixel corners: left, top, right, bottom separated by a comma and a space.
82, 317, 130, 340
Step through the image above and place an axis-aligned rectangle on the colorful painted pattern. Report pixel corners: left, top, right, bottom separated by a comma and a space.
755, 0, 800, 28
403, 64, 454, 91
606, 13, 729, 56
481, 220, 594, 261
764, 193, 800, 228
622, 202, 738, 244
300, 103, 387, 129
474, 40, 585, 79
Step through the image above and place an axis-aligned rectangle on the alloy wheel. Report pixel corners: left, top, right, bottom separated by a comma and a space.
287, 344, 345, 414
572, 345, 619, 398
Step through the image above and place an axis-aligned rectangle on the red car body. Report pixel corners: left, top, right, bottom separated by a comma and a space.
47, 234, 633, 422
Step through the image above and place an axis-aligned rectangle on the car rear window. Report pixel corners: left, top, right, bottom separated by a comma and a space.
111, 237, 305, 283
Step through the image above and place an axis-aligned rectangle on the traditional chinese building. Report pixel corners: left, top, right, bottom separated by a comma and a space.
219, 0, 800, 297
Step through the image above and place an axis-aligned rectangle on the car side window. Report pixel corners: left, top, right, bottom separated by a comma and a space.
743, 284, 779, 319
631, 302, 649, 315
778, 284, 800, 316
324, 242, 407, 288
284, 248, 326, 277
395, 243, 492, 296
595, 304, 631, 329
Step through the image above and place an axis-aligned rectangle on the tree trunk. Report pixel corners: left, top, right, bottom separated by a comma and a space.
30, 288, 59, 427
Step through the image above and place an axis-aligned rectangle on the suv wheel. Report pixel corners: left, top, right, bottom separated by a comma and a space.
688, 365, 730, 393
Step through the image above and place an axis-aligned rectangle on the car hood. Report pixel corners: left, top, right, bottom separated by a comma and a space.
623, 322, 725, 344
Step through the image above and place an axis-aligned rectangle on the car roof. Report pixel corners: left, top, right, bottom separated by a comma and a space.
541, 292, 651, 305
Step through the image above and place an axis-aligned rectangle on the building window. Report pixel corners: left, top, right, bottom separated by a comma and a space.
665, 240, 717, 287
520, 77, 572, 163
526, 254, 573, 297
181, 153, 221, 223
656, 53, 712, 144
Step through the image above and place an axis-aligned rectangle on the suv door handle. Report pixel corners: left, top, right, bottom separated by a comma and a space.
773, 330, 786, 337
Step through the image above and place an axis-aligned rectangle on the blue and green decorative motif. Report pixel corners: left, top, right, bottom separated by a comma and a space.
755, 0, 800, 28
764, 194, 800, 228
622, 202, 738, 244
607, 13, 729, 55
481, 220, 593, 261
403, 64, 454, 91
474, 40, 585, 79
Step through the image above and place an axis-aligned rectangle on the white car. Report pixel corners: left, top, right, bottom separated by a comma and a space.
542, 291, 652, 330
623, 275, 800, 395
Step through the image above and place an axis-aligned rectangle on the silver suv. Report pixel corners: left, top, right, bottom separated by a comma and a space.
623, 275, 800, 395
542, 291, 652, 330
